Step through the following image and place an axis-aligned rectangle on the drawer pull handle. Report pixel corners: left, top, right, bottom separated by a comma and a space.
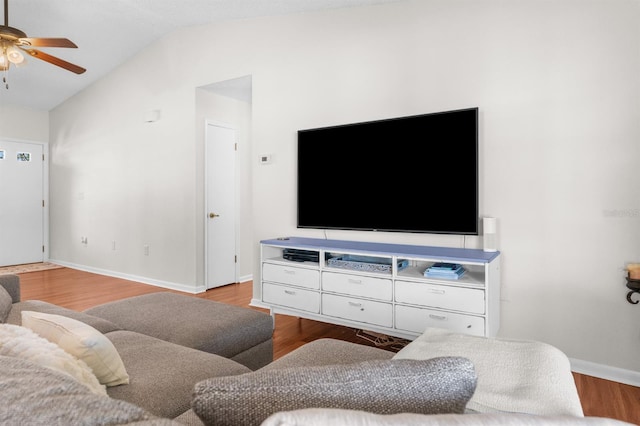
348, 301, 365, 311
429, 314, 447, 321
284, 270, 296, 275
347, 279, 363, 285
284, 290, 296, 296
428, 289, 445, 295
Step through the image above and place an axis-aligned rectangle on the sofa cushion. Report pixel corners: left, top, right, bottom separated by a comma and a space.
0, 354, 181, 425
192, 357, 477, 426
7, 299, 122, 334
0, 285, 12, 323
260, 338, 394, 371
85, 292, 274, 366
393, 327, 584, 417
0, 323, 106, 395
105, 330, 252, 420
0, 273, 20, 303
22, 310, 129, 386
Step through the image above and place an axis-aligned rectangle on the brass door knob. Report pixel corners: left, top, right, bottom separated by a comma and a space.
209, 212, 220, 218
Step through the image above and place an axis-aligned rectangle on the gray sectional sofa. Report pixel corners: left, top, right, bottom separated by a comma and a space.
0, 273, 272, 423
0, 274, 633, 426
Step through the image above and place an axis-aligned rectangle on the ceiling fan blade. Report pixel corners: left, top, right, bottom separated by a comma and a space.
21, 48, 86, 74
19, 37, 78, 48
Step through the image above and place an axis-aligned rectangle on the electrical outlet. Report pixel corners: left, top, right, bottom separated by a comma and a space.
111, 241, 116, 250
144, 245, 149, 256
81, 236, 88, 244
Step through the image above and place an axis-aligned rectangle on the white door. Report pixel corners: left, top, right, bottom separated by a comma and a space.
0, 140, 45, 267
205, 122, 237, 289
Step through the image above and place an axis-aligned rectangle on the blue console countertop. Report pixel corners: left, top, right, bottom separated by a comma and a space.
261, 237, 500, 263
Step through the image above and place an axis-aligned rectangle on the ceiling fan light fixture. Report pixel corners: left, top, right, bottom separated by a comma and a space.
6, 45, 23, 64
0, 0, 86, 82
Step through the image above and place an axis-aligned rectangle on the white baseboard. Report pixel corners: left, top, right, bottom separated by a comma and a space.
238, 274, 253, 283
48, 259, 207, 294
570, 358, 640, 387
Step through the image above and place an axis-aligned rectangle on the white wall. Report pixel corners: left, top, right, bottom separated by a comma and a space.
46, 0, 640, 380
0, 106, 48, 142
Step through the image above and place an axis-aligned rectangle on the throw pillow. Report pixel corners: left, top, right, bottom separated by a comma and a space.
0, 285, 12, 323
0, 323, 107, 395
392, 327, 584, 416
21, 310, 129, 387
192, 357, 477, 426
0, 355, 168, 425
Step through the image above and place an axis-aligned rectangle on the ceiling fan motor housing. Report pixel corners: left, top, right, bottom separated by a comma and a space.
0, 25, 27, 41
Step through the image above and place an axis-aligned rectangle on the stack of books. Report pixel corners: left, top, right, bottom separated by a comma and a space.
424, 262, 466, 280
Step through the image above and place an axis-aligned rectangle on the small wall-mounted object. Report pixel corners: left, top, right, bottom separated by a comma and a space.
144, 109, 161, 123
259, 154, 272, 164
625, 263, 640, 304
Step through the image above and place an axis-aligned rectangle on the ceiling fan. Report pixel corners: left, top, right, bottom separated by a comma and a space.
0, 0, 85, 88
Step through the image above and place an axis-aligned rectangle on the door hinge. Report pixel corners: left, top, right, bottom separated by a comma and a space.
42, 200, 45, 207
234, 142, 238, 151
42, 245, 45, 253
234, 255, 237, 263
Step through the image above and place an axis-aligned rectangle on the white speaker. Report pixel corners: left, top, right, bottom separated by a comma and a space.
483, 217, 498, 252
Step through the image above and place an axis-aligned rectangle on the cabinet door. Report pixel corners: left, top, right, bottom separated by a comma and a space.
322, 294, 393, 327
322, 272, 392, 301
395, 305, 485, 336
263, 263, 320, 290
395, 280, 485, 314
263, 283, 320, 313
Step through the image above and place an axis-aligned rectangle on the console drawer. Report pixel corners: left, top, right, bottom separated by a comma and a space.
262, 283, 320, 313
395, 280, 485, 314
322, 294, 392, 327
322, 272, 392, 301
262, 263, 320, 290
395, 305, 485, 336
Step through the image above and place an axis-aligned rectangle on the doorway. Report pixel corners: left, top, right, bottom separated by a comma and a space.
0, 139, 46, 267
205, 121, 237, 289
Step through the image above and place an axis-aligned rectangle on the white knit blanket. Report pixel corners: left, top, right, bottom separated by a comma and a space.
0, 324, 106, 395
393, 328, 584, 416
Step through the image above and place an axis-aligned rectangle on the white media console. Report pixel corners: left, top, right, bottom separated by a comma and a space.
259, 237, 501, 340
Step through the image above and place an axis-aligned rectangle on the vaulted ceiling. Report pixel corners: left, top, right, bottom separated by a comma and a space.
0, 0, 400, 111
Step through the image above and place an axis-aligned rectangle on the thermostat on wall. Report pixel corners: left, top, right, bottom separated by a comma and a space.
259, 154, 272, 164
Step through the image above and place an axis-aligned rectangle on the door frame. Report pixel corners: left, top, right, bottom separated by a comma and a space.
203, 119, 238, 288
0, 137, 49, 264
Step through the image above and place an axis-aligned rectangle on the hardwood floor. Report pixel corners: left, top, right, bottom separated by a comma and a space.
13, 267, 640, 424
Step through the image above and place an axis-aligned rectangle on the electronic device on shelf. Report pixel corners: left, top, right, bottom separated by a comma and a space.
327, 255, 409, 273
282, 248, 319, 262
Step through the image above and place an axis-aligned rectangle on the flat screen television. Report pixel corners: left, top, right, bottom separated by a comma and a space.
297, 107, 479, 235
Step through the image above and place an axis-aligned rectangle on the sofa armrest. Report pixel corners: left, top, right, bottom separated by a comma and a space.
0, 274, 20, 303
261, 409, 635, 426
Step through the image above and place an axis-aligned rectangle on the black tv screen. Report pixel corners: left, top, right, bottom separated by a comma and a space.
297, 107, 479, 235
